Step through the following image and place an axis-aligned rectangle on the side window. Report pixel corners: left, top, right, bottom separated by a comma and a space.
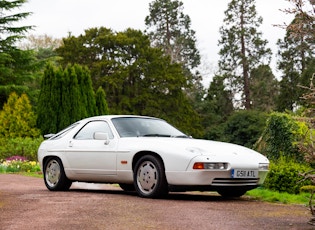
74, 121, 114, 140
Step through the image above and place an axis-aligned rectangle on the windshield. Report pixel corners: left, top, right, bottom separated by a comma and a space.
111, 117, 187, 138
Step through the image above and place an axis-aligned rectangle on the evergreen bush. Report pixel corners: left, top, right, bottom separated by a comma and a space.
255, 112, 308, 162
0, 92, 40, 138
264, 159, 312, 194
0, 137, 43, 161
37, 64, 105, 134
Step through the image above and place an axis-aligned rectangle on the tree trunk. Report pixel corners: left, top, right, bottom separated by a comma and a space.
240, 5, 251, 110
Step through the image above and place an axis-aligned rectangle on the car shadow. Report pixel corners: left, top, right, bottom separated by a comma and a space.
68, 183, 247, 202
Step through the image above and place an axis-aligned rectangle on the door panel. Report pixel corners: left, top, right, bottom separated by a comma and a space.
65, 139, 117, 175
64, 120, 117, 176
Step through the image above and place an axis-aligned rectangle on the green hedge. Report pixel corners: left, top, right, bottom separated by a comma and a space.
264, 159, 312, 194
0, 137, 44, 161
255, 112, 307, 163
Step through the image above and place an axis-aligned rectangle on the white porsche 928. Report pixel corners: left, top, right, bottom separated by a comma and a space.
37, 115, 269, 198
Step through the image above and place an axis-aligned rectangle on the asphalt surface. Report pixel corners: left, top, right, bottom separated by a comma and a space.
0, 174, 313, 230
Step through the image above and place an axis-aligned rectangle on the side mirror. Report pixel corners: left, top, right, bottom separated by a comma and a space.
93, 132, 110, 145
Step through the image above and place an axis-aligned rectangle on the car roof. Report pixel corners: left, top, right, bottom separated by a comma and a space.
79, 115, 160, 123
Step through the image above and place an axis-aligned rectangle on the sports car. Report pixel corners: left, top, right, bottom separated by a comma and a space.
37, 115, 269, 198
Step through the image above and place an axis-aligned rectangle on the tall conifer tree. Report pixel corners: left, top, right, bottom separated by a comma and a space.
95, 86, 109, 115
145, 0, 200, 71
0, 0, 34, 107
218, 0, 271, 109
250, 65, 278, 112
37, 64, 58, 134
37, 64, 98, 134
202, 75, 234, 140
74, 64, 96, 117
60, 66, 79, 129
276, 14, 315, 111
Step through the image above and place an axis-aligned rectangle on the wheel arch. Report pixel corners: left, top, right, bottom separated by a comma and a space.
132, 151, 165, 172
42, 155, 61, 168
41, 155, 68, 176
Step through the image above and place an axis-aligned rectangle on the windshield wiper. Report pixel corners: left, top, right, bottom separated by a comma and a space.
172, 135, 189, 138
140, 134, 189, 138
141, 134, 172, 137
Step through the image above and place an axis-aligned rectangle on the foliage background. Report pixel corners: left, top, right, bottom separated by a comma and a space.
0, 0, 315, 197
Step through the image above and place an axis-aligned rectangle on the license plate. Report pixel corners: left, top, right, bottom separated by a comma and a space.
231, 169, 258, 178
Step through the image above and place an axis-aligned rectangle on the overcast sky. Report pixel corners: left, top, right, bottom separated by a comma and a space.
19, 0, 294, 85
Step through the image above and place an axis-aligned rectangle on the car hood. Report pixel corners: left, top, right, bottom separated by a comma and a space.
119, 137, 269, 163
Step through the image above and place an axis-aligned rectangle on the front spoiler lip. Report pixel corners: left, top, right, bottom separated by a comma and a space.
168, 184, 258, 192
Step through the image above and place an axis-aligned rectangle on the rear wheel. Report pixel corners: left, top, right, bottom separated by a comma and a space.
43, 157, 72, 191
134, 155, 168, 198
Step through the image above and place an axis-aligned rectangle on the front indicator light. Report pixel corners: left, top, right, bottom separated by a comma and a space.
193, 163, 204, 169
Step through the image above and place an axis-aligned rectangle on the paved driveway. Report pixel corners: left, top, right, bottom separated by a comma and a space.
0, 174, 313, 230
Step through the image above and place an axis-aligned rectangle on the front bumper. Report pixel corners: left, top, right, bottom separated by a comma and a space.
166, 169, 269, 187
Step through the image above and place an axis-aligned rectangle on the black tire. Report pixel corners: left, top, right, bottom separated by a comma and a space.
43, 157, 72, 191
217, 189, 247, 198
133, 155, 168, 198
119, 183, 135, 192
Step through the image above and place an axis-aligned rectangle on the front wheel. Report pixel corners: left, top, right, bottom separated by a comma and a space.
43, 157, 72, 191
134, 155, 168, 198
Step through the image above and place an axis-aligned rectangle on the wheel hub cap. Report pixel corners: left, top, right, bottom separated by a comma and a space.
45, 160, 61, 187
137, 161, 157, 193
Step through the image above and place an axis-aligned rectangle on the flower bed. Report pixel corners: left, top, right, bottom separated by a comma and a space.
0, 155, 41, 173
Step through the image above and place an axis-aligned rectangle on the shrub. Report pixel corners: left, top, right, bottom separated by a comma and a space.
0, 137, 43, 161
0, 92, 40, 138
255, 112, 307, 162
264, 159, 312, 194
